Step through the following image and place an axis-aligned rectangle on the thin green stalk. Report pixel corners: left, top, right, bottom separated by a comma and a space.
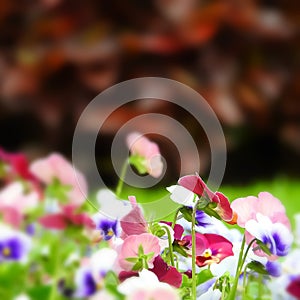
191, 204, 198, 300
48, 237, 61, 300
227, 237, 257, 300
172, 208, 181, 229
242, 266, 248, 299
116, 160, 129, 198
227, 235, 246, 300
161, 225, 175, 267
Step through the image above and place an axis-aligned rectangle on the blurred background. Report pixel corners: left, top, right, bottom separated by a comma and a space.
0, 0, 299, 187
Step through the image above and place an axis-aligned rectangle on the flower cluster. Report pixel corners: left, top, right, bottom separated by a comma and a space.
0, 135, 299, 300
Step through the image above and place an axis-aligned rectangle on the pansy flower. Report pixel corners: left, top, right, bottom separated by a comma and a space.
286, 275, 300, 299
0, 148, 37, 183
245, 213, 293, 259
30, 153, 87, 206
149, 255, 182, 288
75, 248, 117, 298
168, 174, 234, 222
182, 233, 234, 267
126, 132, 163, 178
0, 226, 31, 262
39, 205, 94, 230
0, 182, 39, 227
118, 233, 161, 271
118, 269, 180, 300
232, 192, 293, 260
92, 213, 119, 241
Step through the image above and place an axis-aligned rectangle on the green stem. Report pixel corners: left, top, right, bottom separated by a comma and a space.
227, 235, 246, 300
191, 204, 198, 300
116, 160, 129, 198
48, 236, 61, 300
172, 208, 181, 229
161, 225, 175, 266
227, 237, 257, 300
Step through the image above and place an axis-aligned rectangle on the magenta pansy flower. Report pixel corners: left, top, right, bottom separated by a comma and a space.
287, 275, 300, 299
183, 233, 234, 267
0, 148, 37, 182
39, 205, 94, 230
126, 132, 163, 178
149, 255, 182, 288
30, 153, 87, 206
177, 174, 234, 222
118, 233, 161, 271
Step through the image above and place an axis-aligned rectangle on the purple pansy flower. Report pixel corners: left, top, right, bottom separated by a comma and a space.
75, 267, 97, 297
195, 210, 213, 228
245, 213, 293, 259
0, 227, 31, 262
266, 261, 282, 277
92, 214, 119, 241
75, 248, 117, 298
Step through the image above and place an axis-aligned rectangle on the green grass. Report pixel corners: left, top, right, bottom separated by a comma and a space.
121, 177, 300, 228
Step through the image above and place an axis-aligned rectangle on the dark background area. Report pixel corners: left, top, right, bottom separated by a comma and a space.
0, 0, 299, 186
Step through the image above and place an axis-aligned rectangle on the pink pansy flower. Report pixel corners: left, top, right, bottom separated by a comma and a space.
30, 153, 87, 206
182, 233, 234, 267
118, 269, 180, 300
0, 182, 39, 227
231, 192, 292, 260
231, 192, 290, 229
118, 233, 161, 271
126, 132, 163, 178
39, 205, 94, 230
174, 174, 234, 222
120, 196, 148, 239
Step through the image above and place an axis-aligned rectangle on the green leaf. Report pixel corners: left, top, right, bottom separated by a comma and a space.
179, 207, 193, 222
256, 240, 272, 256
196, 269, 214, 286
146, 252, 154, 260
246, 261, 268, 275
125, 257, 138, 263
132, 260, 143, 271
203, 206, 222, 220
181, 274, 192, 288
45, 178, 72, 203
138, 244, 144, 256
27, 285, 52, 300
173, 243, 188, 257
196, 198, 210, 210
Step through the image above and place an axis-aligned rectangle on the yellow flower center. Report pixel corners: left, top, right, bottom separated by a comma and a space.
2, 247, 11, 257
106, 229, 114, 237
203, 249, 212, 258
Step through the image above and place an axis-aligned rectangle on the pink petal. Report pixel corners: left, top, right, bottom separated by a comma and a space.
30, 153, 87, 206
39, 214, 67, 229
214, 192, 233, 222
119, 233, 160, 271
150, 256, 182, 288
231, 196, 258, 227
204, 234, 234, 258
257, 192, 290, 228
182, 233, 208, 256
178, 174, 214, 199
0, 206, 22, 227
120, 198, 148, 238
